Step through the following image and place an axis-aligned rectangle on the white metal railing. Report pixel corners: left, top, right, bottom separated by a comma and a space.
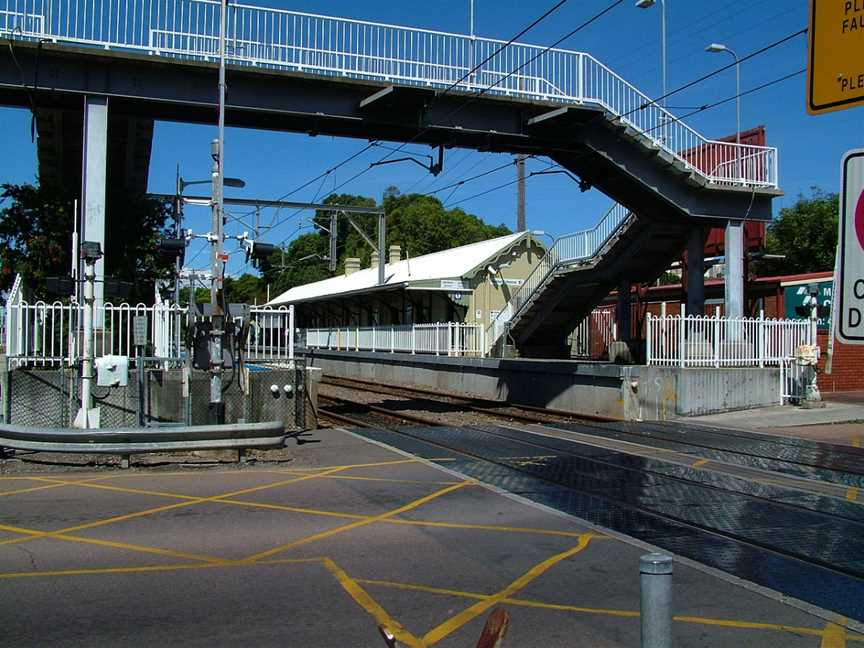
244, 305, 295, 362
646, 306, 813, 368
2, 0, 777, 188
304, 323, 485, 357
487, 203, 632, 347
570, 305, 617, 358
3, 298, 295, 366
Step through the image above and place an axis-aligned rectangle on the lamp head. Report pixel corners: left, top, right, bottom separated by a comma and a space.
706, 43, 727, 53
635, 0, 655, 8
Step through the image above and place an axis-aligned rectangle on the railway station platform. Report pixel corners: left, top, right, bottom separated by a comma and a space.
0, 426, 859, 647
305, 349, 782, 421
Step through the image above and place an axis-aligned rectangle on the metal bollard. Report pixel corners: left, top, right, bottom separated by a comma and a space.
640, 553, 673, 648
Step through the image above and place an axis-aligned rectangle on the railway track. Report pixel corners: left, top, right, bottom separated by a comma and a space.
319, 375, 604, 426
343, 419, 864, 624
319, 376, 864, 489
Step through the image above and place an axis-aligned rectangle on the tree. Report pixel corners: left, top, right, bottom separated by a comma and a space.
223, 273, 264, 304
0, 182, 175, 301
756, 189, 838, 276
262, 188, 511, 299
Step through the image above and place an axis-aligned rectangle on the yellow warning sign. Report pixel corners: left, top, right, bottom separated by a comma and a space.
808, 0, 864, 115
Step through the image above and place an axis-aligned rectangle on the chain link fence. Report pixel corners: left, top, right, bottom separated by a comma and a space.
2, 359, 308, 430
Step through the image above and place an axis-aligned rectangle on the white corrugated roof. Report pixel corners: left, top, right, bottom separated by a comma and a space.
268, 231, 532, 305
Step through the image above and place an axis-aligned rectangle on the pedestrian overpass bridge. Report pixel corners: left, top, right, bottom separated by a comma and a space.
0, 0, 781, 356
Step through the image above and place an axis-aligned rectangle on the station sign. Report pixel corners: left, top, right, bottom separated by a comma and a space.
807, 0, 864, 115
784, 280, 833, 330
838, 149, 864, 343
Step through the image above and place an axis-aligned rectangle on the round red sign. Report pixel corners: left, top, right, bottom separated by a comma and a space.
857, 188, 864, 250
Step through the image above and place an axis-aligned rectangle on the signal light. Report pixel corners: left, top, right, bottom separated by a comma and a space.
158, 238, 186, 263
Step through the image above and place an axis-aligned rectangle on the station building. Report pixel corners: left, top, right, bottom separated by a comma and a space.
268, 232, 545, 329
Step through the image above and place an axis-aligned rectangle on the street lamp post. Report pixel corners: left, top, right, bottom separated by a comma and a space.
635, 0, 667, 108
209, 0, 228, 424
705, 43, 741, 179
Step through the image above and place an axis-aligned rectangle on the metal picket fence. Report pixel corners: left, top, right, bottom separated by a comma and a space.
646, 306, 813, 368
304, 323, 485, 357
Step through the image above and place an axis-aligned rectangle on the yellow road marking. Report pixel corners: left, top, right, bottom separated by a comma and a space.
357, 578, 854, 641
0, 466, 354, 550
275, 470, 462, 486
0, 522, 228, 564
691, 458, 709, 468
822, 618, 849, 648
847, 487, 860, 502
852, 438, 861, 448
421, 533, 596, 645
0, 474, 118, 498
321, 558, 422, 647
242, 481, 472, 562
0, 553, 858, 644
22, 476, 596, 541
0, 555, 417, 644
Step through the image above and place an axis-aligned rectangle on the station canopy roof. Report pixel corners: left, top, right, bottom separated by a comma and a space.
268, 231, 535, 305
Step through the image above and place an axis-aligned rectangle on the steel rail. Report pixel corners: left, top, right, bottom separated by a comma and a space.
320, 375, 616, 423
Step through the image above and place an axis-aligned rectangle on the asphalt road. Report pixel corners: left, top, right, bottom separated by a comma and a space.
0, 428, 856, 647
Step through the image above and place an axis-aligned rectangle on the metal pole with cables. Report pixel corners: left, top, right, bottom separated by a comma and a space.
209, 0, 228, 424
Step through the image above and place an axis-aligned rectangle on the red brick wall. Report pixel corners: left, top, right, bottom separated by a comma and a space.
817, 334, 864, 393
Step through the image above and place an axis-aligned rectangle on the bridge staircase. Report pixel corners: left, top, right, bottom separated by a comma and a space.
488, 204, 689, 358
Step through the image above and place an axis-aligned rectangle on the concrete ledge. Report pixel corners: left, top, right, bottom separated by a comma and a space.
305, 351, 783, 421
304, 350, 637, 420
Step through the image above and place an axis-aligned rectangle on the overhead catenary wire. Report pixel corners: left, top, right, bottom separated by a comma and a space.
269, 0, 574, 210
633, 27, 807, 114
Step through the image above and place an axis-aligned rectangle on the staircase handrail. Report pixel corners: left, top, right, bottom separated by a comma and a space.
486, 203, 632, 348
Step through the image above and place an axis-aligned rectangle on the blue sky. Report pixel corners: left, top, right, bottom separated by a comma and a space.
0, 0, 857, 279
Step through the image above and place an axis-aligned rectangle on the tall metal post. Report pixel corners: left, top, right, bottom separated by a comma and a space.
81, 95, 108, 327
378, 210, 386, 286
686, 225, 706, 316
660, 1, 667, 108
74, 247, 101, 429
174, 166, 182, 305
516, 155, 526, 232
640, 553, 673, 648
329, 212, 338, 272
469, 0, 475, 82
208, 0, 228, 424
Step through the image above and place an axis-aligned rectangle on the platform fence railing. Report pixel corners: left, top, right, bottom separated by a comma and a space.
304, 323, 485, 357
4, 298, 295, 366
646, 306, 813, 368
1, 0, 776, 189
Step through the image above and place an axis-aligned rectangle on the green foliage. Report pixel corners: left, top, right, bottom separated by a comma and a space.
0, 182, 175, 301
756, 188, 839, 276
224, 273, 265, 304
261, 188, 510, 298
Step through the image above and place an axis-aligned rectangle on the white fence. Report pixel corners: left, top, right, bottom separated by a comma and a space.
1, 0, 777, 188
304, 323, 485, 357
3, 299, 295, 366
646, 307, 813, 368
569, 305, 617, 358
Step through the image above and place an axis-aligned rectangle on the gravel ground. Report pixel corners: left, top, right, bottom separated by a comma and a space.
318, 380, 578, 428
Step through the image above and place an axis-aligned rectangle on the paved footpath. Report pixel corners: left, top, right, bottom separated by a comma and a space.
0, 428, 859, 647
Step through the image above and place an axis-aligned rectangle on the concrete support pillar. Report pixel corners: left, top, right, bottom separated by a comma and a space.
617, 278, 632, 343
724, 220, 744, 320
686, 225, 706, 316
81, 95, 108, 326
